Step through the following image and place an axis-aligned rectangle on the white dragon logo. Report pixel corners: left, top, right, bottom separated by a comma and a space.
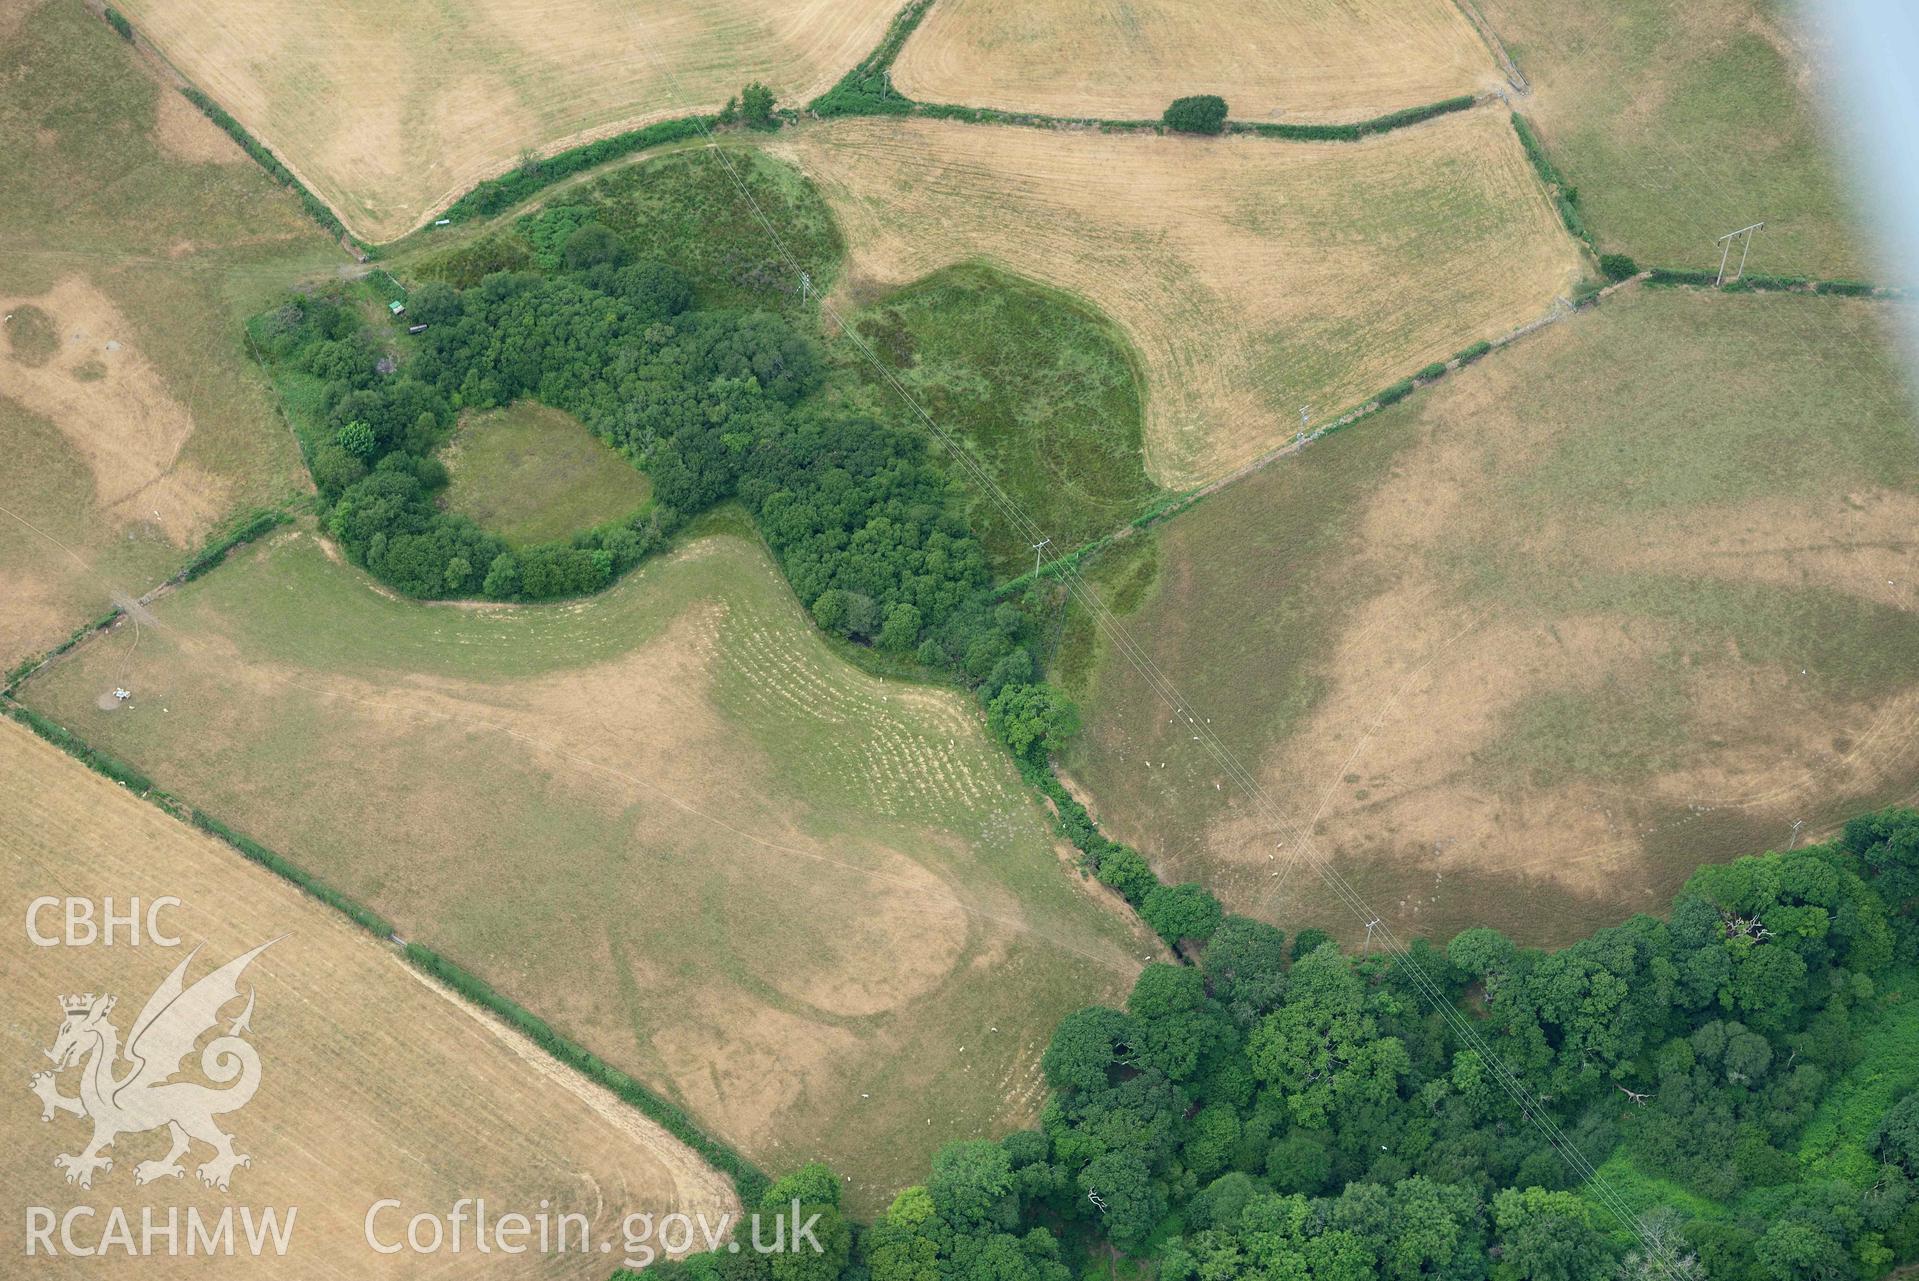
29, 939, 279, 1191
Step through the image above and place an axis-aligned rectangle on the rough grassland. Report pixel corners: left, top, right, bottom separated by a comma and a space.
110, 0, 900, 241
1058, 289, 1919, 946
1482, 0, 1872, 277
22, 521, 1148, 1213
774, 109, 1585, 489
0, 0, 336, 672
838, 263, 1160, 576
0, 718, 737, 1278
444, 400, 653, 547
893, 0, 1501, 125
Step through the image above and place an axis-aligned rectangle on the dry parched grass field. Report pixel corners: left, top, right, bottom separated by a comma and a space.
21, 522, 1149, 1213
0, 0, 336, 672
1060, 288, 1919, 947
1482, 0, 1872, 277
110, 0, 900, 241
893, 0, 1503, 124
0, 719, 737, 1278
775, 108, 1585, 490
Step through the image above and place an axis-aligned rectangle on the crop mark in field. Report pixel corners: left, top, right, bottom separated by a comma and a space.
1, 278, 227, 546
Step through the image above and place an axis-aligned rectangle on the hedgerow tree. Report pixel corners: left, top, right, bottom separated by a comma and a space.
1139, 881, 1222, 947
1163, 95, 1228, 134
742, 82, 777, 129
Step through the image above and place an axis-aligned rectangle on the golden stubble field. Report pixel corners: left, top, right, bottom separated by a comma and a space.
109, 0, 901, 241
0, 718, 738, 1278
773, 108, 1585, 489
893, 0, 1503, 124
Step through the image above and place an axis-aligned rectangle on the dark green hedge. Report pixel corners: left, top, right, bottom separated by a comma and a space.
1509, 112, 1590, 245
103, 7, 133, 39
1415, 362, 1448, 382
403, 941, 769, 1202
4, 703, 158, 796
438, 116, 713, 223
809, 0, 936, 117
178, 508, 290, 583
178, 87, 348, 240
189, 811, 396, 938
5, 608, 119, 693
1375, 377, 1416, 407
1816, 279, 1876, 296
1454, 340, 1493, 366
1239, 94, 1476, 142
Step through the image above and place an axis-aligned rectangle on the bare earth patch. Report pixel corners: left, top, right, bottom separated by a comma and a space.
0, 718, 737, 1279
773, 109, 1584, 488
1, 277, 227, 546
894, 0, 1502, 124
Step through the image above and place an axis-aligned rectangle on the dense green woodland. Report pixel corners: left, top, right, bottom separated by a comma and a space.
252, 167, 1919, 1281
641, 811, 1919, 1281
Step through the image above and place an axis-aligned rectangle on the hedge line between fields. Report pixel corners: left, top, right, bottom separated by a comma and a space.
403, 941, 770, 1202
4, 702, 162, 797
187, 811, 397, 937
176, 87, 350, 242
4, 608, 120, 694
437, 116, 716, 224
3, 689, 763, 1203
1646, 267, 1908, 297
818, 81, 1479, 144
178, 507, 293, 582
1233, 94, 1477, 141
808, 0, 936, 117
1509, 112, 1591, 247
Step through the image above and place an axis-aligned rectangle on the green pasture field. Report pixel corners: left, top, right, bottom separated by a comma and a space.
442, 400, 653, 546
20, 515, 1148, 1212
1483, 0, 1871, 278
0, 0, 338, 672
1056, 287, 1919, 946
838, 263, 1161, 576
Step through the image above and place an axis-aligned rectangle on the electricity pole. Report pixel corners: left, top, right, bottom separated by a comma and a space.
1032, 538, 1051, 578
1714, 222, 1765, 287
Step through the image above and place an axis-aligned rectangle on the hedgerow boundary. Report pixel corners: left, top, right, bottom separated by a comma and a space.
807, 0, 1484, 141
78, 2, 359, 250
2, 504, 295, 696
0, 684, 769, 1206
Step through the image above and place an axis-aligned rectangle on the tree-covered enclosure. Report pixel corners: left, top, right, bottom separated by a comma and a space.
249, 148, 1919, 1281
253, 149, 1083, 773
646, 810, 1919, 1281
